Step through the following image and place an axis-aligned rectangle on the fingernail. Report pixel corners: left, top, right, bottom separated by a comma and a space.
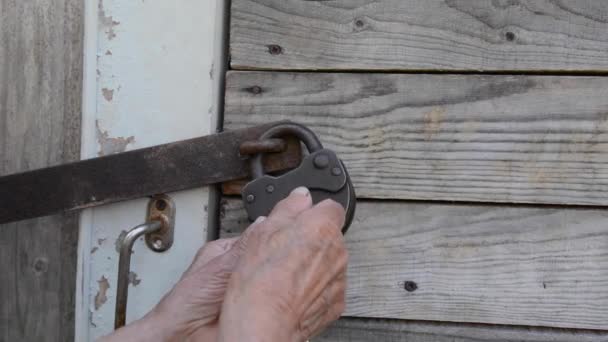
291, 187, 310, 196
254, 216, 266, 224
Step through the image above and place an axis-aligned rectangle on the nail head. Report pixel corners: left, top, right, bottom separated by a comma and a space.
404, 281, 418, 292
268, 44, 283, 55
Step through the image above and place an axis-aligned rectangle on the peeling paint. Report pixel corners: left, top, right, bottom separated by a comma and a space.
102, 88, 114, 102
91, 246, 99, 254
89, 310, 97, 328
98, 238, 106, 246
98, 0, 120, 40
128, 272, 142, 287
94, 276, 110, 310
105, 50, 112, 55
96, 121, 135, 156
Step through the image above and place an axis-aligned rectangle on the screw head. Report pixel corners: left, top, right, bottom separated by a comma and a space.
313, 154, 330, 169
266, 184, 275, 193
331, 167, 343, 176
246, 194, 256, 203
152, 238, 163, 250
155, 199, 167, 211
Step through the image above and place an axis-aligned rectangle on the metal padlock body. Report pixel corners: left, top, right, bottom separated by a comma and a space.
242, 123, 356, 233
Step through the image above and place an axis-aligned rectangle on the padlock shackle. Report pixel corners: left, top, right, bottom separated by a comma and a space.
250, 123, 324, 179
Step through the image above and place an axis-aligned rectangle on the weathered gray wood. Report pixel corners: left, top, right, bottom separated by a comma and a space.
230, 0, 608, 71
0, 0, 83, 340
221, 198, 608, 330
226, 72, 608, 206
316, 318, 608, 342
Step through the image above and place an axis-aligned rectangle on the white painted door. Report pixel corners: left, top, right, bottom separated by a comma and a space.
75, 1, 227, 339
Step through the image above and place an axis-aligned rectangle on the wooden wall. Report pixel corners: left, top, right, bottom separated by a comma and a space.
225, 0, 608, 340
0, 0, 83, 340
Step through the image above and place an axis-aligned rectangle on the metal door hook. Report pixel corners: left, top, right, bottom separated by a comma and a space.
114, 195, 176, 329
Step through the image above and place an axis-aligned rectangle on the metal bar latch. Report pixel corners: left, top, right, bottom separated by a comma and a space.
114, 195, 176, 329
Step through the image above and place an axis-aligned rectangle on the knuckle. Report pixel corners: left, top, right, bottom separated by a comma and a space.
265, 229, 286, 249
334, 301, 346, 318
310, 217, 342, 239
322, 199, 346, 215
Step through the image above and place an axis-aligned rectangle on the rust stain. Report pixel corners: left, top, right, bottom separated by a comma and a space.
531, 169, 547, 185
102, 88, 114, 102
368, 126, 385, 147
423, 107, 445, 140
98, 0, 120, 40
96, 121, 135, 156
128, 272, 141, 287
94, 276, 110, 310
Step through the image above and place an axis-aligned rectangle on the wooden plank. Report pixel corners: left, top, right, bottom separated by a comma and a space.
0, 0, 83, 340
230, 0, 608, 71
221, 198, 608, 330
226, 72, 608, 206
316, 318, 608, 342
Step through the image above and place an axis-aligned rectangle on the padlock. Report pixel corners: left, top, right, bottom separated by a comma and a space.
242, 122, 356, 233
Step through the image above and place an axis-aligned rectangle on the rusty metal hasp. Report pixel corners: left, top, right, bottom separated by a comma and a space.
0, 121, 356, 232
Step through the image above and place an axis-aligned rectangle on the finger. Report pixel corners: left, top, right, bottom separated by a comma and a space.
234, 215, 267, 255
198, 238, 239, 263
298, 274, 347, 340
285, 232, 348, 309
185, 213, 268, 276
296, 199, 346, 237
266, 187, 313, 228
183, 237, 240, 277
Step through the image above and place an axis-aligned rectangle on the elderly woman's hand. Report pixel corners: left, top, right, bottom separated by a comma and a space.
218, 187, 348, 342
101, 187, 347, 342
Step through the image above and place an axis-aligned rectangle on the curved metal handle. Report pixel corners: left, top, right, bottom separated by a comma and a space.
250, 122, 324, 179
114, 195, 176, 330
115, 221, 162, 329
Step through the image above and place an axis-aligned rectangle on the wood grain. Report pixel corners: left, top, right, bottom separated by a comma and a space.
230, 0, 608, 71
316, 318, 608, 342
225, 72, 608, 206
0, 0, 83, 340
221, 198, 608, 330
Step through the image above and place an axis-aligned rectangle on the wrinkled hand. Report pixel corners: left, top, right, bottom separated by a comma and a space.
101, 187, 347, 342
218, 187, 348, 342
99, 231, 249, 342
150, 235, 241, 340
